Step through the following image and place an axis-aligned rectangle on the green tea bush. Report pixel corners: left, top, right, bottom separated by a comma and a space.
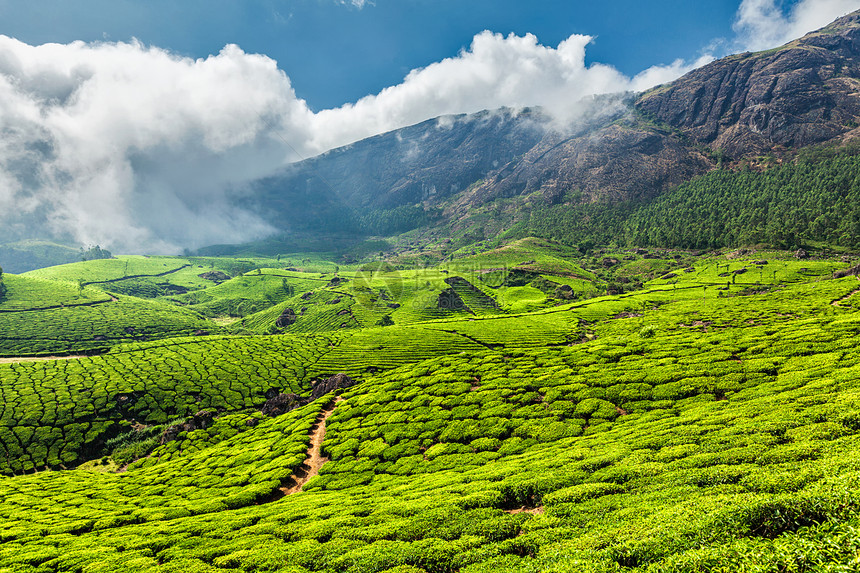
1, 253, 860, 571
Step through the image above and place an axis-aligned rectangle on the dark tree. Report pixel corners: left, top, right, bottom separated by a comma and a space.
80, 245, 113, 261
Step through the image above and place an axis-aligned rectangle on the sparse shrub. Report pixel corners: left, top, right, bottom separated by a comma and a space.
377, 315, 395, 326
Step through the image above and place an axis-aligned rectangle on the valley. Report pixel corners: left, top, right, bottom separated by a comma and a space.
5, 8, 860, 572
1, 242, 860, 571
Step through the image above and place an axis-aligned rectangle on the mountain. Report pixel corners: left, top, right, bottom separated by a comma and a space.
637, 10, 860, 158
0, 240, 82, 275
6, 12, 859, 265
239, 10, 860, 251
246, 108, 548, 236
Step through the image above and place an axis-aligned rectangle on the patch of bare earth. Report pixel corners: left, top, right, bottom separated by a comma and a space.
279, 397, 343, 495
0, 355, 90, 364
506, 506, 545, 515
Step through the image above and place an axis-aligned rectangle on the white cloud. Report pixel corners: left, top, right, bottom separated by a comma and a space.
0, 37, 318, 252
734, 0, 860, 51
0, 30, 714, 253
310, 32, 637, 149
629, 55, 716, 92
338, 0, 373, 9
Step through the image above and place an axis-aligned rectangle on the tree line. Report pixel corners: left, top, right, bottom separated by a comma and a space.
519, 145, 860, 251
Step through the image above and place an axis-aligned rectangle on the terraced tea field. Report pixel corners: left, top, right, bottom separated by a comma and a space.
0, 275, 217, 356
2, 245, 860, 571
173, 269, 331, 319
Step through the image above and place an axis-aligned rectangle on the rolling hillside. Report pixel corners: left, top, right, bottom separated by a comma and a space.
0, 273, 217, 356
1, 249, 860, 570
5, 11, 860, 573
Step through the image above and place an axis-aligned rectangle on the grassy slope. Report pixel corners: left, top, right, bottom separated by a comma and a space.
2, 251, 860, 570
0, 275, 112, 311
0, 240, 81, 274
170, 269, 331, 319
23, 257, 198, 285
235, 239, 624, 335
5, 256, 337, 355
443, 238, 594, 277
0, 299, 586, 474
0, 274, 218, 356
23, 255, 289, 297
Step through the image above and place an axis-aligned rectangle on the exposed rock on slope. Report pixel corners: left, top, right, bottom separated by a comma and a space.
259, 373, 358, 418
455, 116, 712, 208
310, 373, 357, 400
637, 11, 860, 157
250, 108, 546, 229
465, 10, 860, 207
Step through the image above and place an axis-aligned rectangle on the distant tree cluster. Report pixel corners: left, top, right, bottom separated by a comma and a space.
520, 145, 860, 250
518, 201, 635, 251
284, 203, 440, 237
0, 265, 6, 300
80, 245, 113, 261
358, 205, 441, 236
623, 150, 860, 249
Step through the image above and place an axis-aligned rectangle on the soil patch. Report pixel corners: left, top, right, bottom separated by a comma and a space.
0, 354, 93, 364
506, 506, 545, 515
279, 398, 343, 495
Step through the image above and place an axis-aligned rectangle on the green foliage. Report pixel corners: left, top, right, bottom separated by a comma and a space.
359, 205, 440, 235
639, 325, 656, 338
625, 150, 860, 249
2, 248, 860, 571
2, 256, 329, 354
105, 424, 166, 465
516, 146, 860, 251
0, 240, 82, 274
174, 268, 325, 318
79, 245, 113, 262
0, 274, 218, 356
0, 332, 333, 473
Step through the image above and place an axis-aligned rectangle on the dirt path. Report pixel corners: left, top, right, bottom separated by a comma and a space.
506, 506, 544, 515
279, 397, 343, 495
0, 297, 116, 313
831, 276, 860, 307
0, 355, 93, 364
82, 264, 191, 286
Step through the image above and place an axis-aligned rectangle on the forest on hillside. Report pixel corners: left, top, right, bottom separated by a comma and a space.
520, 145, 860, 252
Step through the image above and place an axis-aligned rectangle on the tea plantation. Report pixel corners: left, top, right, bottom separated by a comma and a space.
2, 246, 860, 571
0, 274, 217, 356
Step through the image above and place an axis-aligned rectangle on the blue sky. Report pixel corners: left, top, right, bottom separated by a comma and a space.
0, 0, 775, 110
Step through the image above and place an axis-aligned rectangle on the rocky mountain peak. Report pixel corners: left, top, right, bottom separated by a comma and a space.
636, 9, 860, 158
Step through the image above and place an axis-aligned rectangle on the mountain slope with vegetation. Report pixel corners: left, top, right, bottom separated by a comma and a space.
637, 10, 860, 157
0, 274, 217, 356
509, 144, 860, 251
210, 9, 860, 259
